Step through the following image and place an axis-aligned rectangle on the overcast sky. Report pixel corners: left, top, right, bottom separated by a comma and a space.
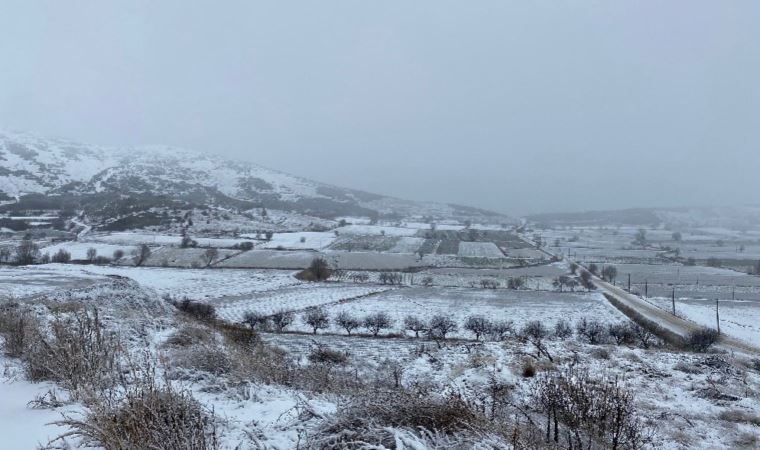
1, 1, 758, 215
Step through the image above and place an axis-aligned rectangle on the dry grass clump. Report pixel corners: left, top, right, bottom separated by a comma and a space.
56, 376, 219, 450
0, 303, 31, 357
309, 390, 495, 448
18, 308, 121, 399
718, 408, 760, 426
164, 324, 214, 348
308, 343, 348, 365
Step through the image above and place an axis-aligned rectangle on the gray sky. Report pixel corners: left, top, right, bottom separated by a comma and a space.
1, 1, 758, 215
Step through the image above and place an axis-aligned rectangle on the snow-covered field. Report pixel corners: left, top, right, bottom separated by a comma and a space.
457, 241, 504, 258
40, 241, 136, 260
219, 249, 422, 270
300, 288, 626, 338
84, 232, 253, 248
0, 264, 302, 301
257, 231, 336, 250
334, 224, 418, 236
215, 284, 393, 323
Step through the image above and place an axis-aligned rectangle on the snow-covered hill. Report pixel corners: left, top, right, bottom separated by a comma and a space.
0, 130, 510, 223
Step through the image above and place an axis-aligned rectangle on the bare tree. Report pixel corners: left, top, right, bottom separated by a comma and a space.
552, 275, 571, 292
202, 247, 219, 267
52, 248, 72, 263
521, 320, 553, 361
335, 311, 360, 336
132, 244, 151, 266
302, 309, 330, 334
464, 315, 492, 341
86, 247, 97, 262
488, 320, 514, 341
427, 315, 458, 340
270, 310, 294, 332
601, 265, 618, 283
363, 312, 393, 337
403, 315, 426, 338
15, 238, 39, 265
554, 320, 573, 339
243, 311, 269, 330
576, 317, 607, 344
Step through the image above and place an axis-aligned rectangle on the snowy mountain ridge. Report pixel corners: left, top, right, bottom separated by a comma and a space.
0, 129, 509, 222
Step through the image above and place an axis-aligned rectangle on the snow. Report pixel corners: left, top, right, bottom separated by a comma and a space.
40, 241, 136, 260
335, 224, 419, 236
294, 288, 626, 337
257, 232, 336, 250
0, 358, 82, 450
215, 284, 392, 322
457, 241, 504, 258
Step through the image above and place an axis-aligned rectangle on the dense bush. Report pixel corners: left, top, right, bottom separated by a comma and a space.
687, 327, 720, 352
173, 299, 216, 322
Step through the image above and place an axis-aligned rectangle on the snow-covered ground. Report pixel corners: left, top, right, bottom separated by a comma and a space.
40, 241, 136, 260
215, 284, 392, 323
295, 288, 626, 338
457, 241, 504, 258
257, 231, 336, 250
334, 224, 419, 236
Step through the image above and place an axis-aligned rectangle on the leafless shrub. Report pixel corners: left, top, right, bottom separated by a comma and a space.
608, 322, 637, 346
379, 272, 403, 285
173, 343, 234, 376
308, 343, 348, 365
553, 320, 573, 340
576, 317, 608, 344
23, 308, 121, 399
0, 305, 30, 357
480, 278, 499, 289
55, 376, 219, 450
488, 320, 514, 341
172, 298, 216, 322
296, 257, 333, 282
532, 368, 647, 450
350, 273, 370, 283
687, 327, 719, 352
421, 276, 434, 287
165, 325, 214, 348
51, 248, 71, 263
508, 277, 526, 290
242, 311, 270, 330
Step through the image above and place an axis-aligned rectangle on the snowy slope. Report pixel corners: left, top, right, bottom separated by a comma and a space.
0, 129, 511, 222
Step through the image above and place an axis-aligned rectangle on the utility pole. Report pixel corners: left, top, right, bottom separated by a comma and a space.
644, 280, 648, 298
627, 273, 631, 292
671, 288, 676, 315
732, 286, 735, 301
716, 299, 721, 334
